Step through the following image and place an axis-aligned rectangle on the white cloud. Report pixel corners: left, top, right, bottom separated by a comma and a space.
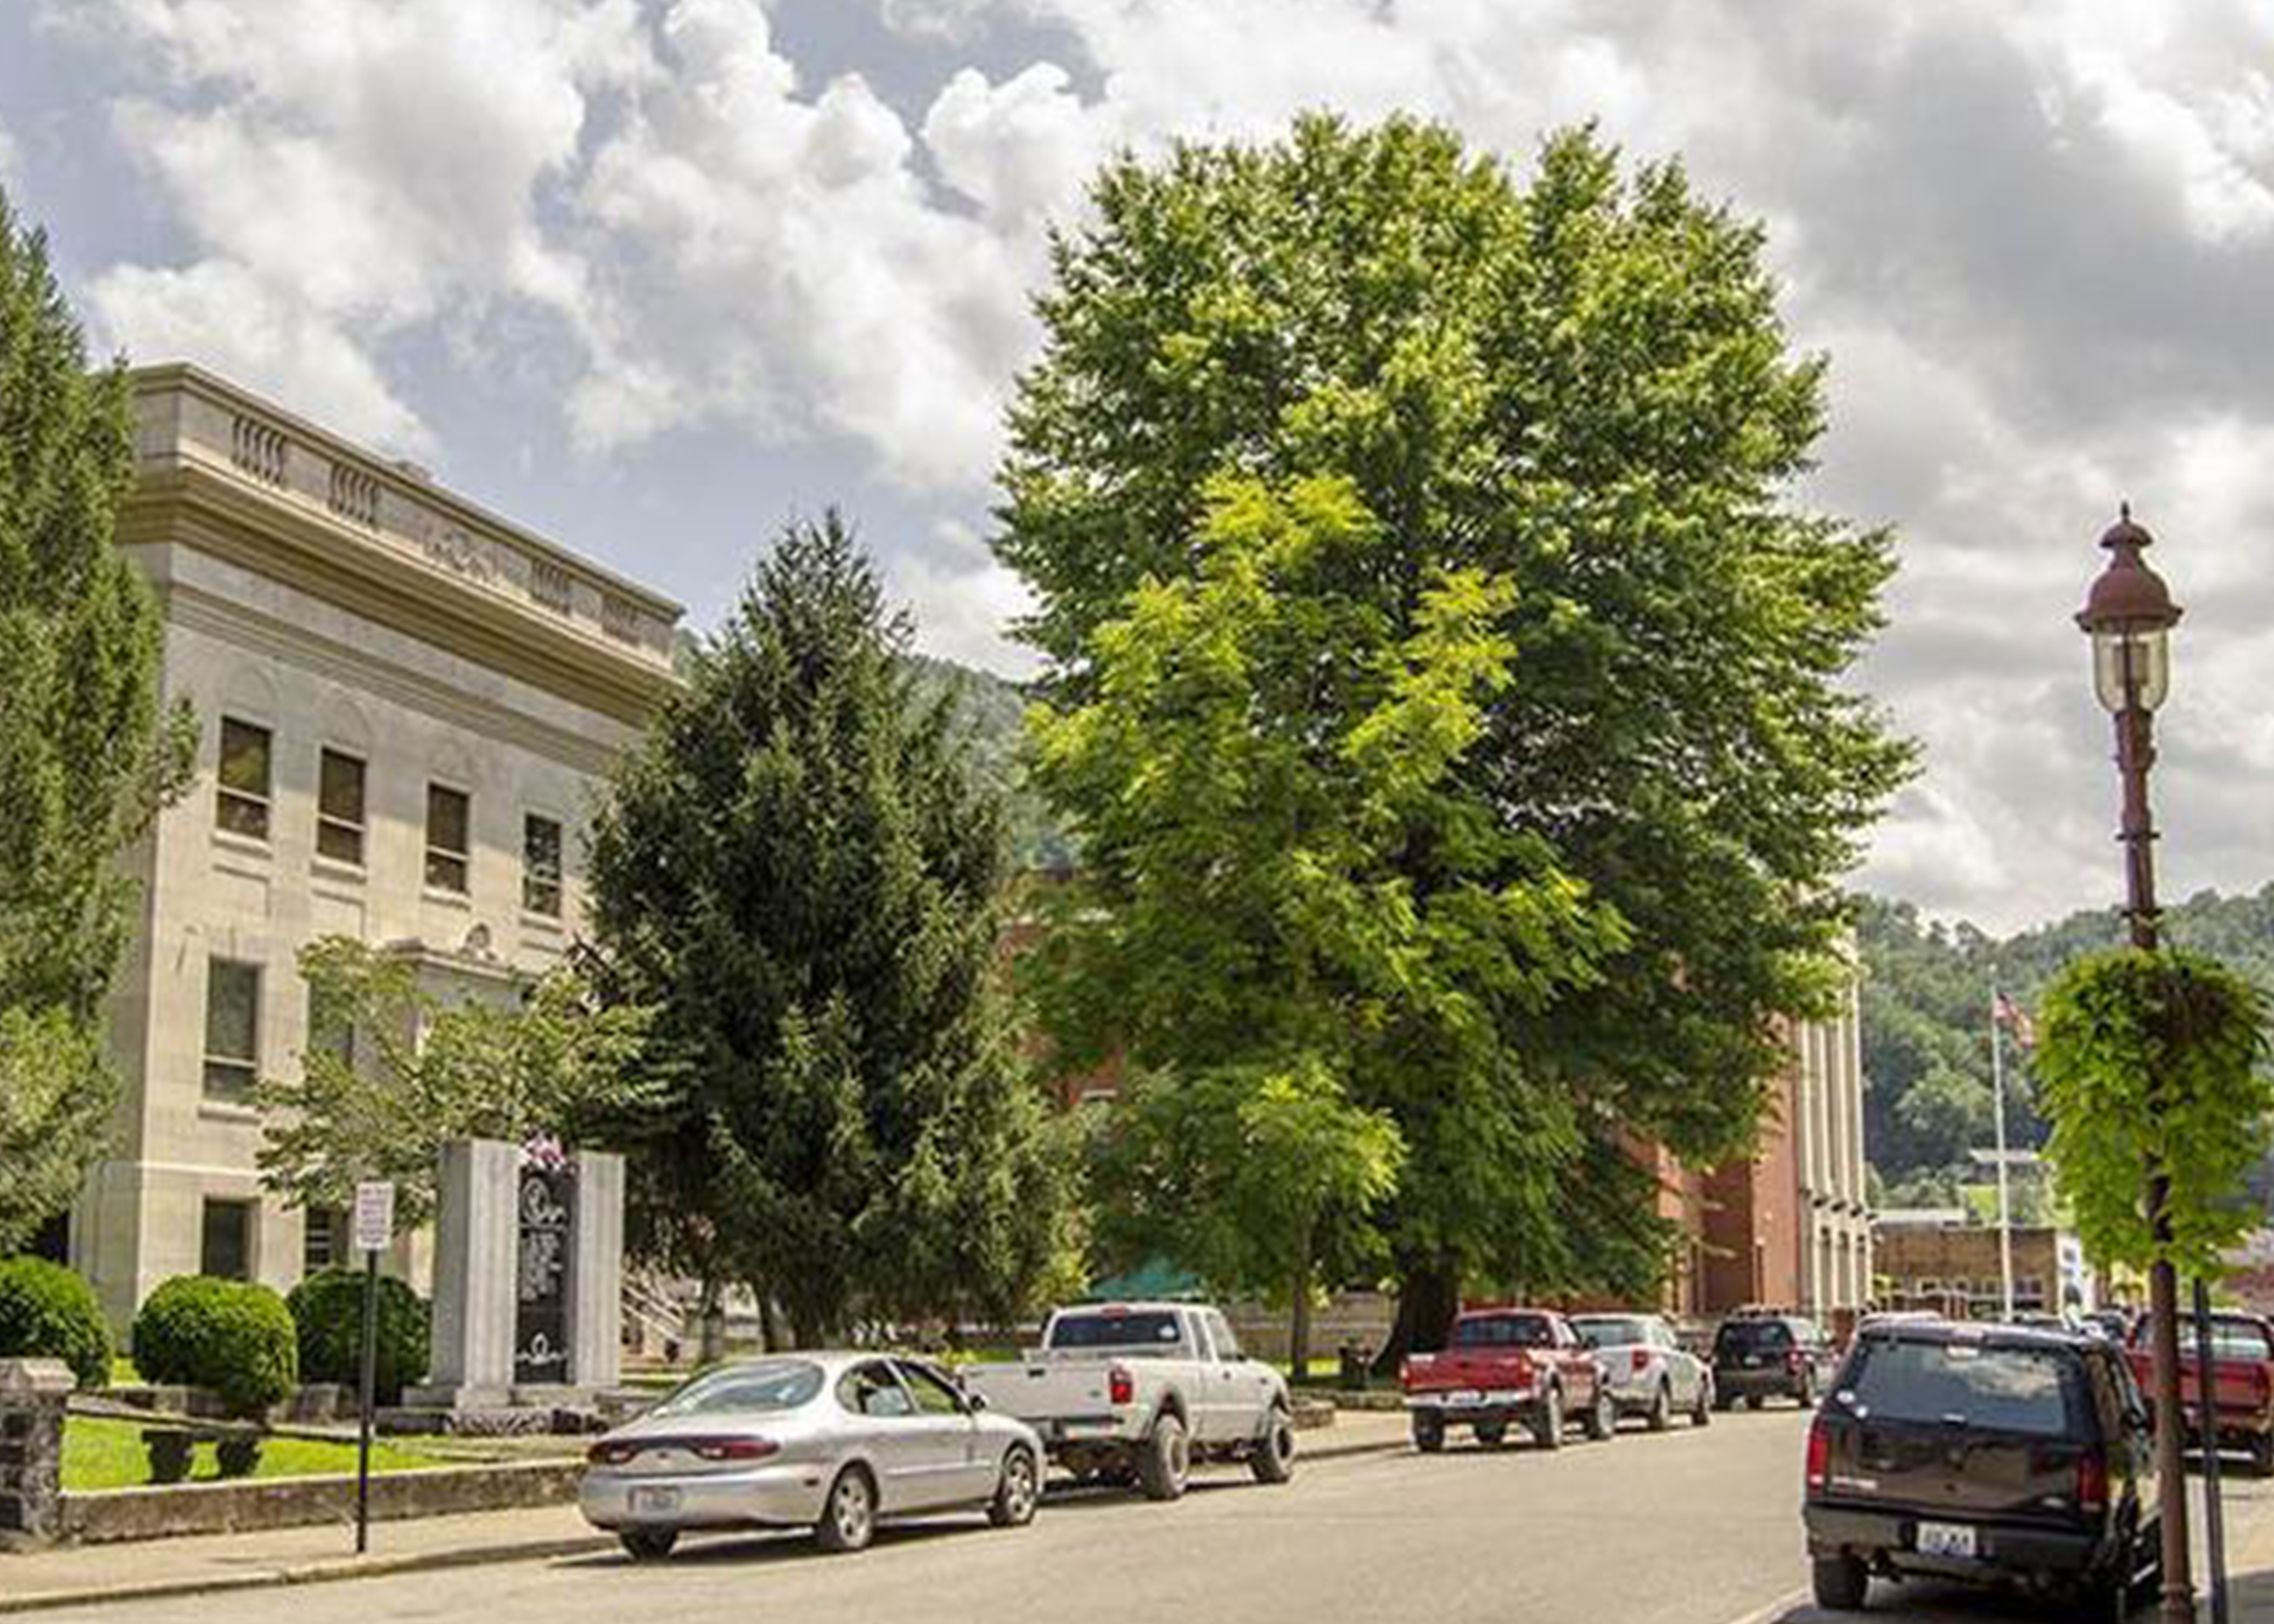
38, 0, 2274, 927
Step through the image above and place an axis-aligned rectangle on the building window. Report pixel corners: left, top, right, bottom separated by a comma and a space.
522, 814, 563, 918
203, 957, 262, 1101
216, 717, 273, 840
302, 1208, 344, 1275
426, 783, 470, 893
317, 748, 367, 866
201, 1199, 254, 1281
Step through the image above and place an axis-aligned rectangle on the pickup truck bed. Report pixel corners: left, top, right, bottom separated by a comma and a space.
2126, 1310, 2274, 1475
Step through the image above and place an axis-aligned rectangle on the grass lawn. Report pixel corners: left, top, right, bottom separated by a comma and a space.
63, 1416, 454, 1492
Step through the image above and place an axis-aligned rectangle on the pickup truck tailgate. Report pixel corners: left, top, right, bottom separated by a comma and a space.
962, 1362, 1124, 1425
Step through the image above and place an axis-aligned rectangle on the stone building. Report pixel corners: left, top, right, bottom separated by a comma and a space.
61, 365, 681, 1329
1874, 1216, 2091, 1319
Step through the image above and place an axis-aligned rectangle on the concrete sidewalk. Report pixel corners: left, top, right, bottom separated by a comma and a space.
0, 1411, 1412, 1614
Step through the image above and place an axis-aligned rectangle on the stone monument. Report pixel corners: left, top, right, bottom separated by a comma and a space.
403, 1137, 623, 1417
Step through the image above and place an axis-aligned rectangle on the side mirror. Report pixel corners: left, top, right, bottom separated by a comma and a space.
966, 1392, 989, 1413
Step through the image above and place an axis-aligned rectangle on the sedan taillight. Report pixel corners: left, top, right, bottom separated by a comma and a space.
1805, 1419, 1831, 1495
587, 1440, 638, 1466
1109, 1367, 1135, 1406
1631, 1349, 1651, 1374
692, 1437, 778, 1462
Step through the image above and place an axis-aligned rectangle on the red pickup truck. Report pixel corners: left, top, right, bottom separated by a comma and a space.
2126, 1309, 2274, 1476
1401, 1307, 1615, 1453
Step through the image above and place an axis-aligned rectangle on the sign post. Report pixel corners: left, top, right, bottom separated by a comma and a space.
352, 1181, 395, 1556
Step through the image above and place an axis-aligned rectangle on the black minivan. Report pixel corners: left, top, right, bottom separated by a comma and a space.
1803, 1320, 2159, 1618
1714, 1315, 1835, 1409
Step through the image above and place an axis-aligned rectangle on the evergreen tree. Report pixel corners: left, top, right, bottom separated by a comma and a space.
588, 514, 1079, 1343
996, 118, 1912, 1350
0, 190, 193, 1251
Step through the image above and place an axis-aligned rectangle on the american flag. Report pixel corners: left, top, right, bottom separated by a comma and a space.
1994, 991, 2036, 1051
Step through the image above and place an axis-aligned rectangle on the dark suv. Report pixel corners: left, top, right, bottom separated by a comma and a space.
1713, 1315, 1835, 1410
1803, 1320, 2159, 1618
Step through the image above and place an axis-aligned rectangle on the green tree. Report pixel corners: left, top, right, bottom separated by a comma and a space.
587, 513, 1079, 1345
250, 937, 664, 1229
0, 189, 194, 1250
996, 118, 1911, 1347
1031, 473, 1634, 1345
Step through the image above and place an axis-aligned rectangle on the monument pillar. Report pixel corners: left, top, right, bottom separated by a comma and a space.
566, 1150, 625, 1393
408, 1138, 519, 1408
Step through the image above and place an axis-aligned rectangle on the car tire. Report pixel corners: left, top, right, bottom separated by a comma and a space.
1693, 1379, 1714, 1427
1136, 1412, 1191, 1501
814, 1465, 876, 1554
1583, 1386, 1616, 1442
1811, 1553, 1869, 1611
1648, 1382, 1673, 1432
1474, 1419, 1508, 1449
1796, 1371, 1818, 1409
1745, 1394, 1766, 1411
2253, 1435, 2274, 1479
988, 1445, 1040, 1527
1251, 1406, 1296, 1484
1412, 1412, 1446, 1453
1713, 1384, 1736, 1412
618, 1528, 677, 1562
1533, 1384, 1565, 1451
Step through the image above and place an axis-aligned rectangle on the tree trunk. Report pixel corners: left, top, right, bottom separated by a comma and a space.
759, 1291, 785, 1353
697, 1276, 725, 1366
1289, 1255, 1315, 1385
1372, 1260, 1461, 1378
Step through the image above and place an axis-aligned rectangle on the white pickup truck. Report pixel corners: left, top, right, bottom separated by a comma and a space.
959, 1301, 1295, 1500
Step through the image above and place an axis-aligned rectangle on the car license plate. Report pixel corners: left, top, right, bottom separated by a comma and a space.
1743, 1354, 1762, 1367
629, 1486, 682, 1516
1446, 1389, 1484, 1406
1916, 1522, 1976, 1559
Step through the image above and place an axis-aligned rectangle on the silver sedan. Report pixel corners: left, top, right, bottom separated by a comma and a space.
579, 1352, 1044, 1559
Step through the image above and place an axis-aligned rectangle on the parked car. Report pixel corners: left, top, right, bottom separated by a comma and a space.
1803, 1319, 2159, 1618
1571, 1312, 1714, 1429
958, 1302, 1295, 1499
2124, 1307, 2274, 1475
580, 1353, 1043, 1558
1401, 1307, 1615, 1452
1714, 1313, 1836, 1410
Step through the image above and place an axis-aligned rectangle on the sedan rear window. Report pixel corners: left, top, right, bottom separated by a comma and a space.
1845, 1340, 2084, 1437
1049, 1311, 1183, 1350
651, 1360, 825, 1417
1453, 1315, 1554, 1349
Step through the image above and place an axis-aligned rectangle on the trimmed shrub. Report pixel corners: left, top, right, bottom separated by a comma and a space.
0, 1256, 115, 1389
131, 1276, 297, 1417
287, 1268, 430, 1405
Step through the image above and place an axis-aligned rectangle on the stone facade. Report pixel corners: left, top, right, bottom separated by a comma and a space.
65, 365, 681, 1330
0, 1360, 71, 1548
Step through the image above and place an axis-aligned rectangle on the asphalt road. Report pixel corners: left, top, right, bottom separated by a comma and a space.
32, 1406, 2274, 1624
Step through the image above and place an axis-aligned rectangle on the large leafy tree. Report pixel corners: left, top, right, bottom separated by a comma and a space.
0, 190, 194, 1252
998, 118, 1912, 1350
251, 937, 665, 1230
588, 514, 1080, 1345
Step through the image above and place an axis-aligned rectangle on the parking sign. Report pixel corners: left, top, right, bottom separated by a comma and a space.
352, 1181, 395, 1253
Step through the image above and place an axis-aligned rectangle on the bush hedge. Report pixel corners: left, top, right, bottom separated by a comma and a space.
287, 1268, 430, 1405
0, 1257, 114, 1389
131, 1276, 297, 1417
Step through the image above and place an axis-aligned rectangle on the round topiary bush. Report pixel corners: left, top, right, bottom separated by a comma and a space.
131, 1276, 297, 1417
0, 1257, 115, 1389
286, 1268, 430, 1405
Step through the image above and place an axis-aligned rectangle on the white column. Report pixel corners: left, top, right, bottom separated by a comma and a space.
415, 1138, 519, 1406
568, 1149, 625, 1392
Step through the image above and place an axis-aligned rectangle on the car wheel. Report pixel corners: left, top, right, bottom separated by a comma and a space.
988, 1445, 1040, 1527
1136, 1412, 1191, 1501
1745, 1394, 1766, 1411
1648, 1382, 1673, 1432
1474, 1419, 1508, 1449
1796, 1371, 1818, 1409
1811, 1553, 1869, 1610
1412, 1412, 1446, 1453
2253, 1435, 2274, 1479
1251, 1406, 1296, 1484
1693, 1378, 1714, 1427
1532, 1384, 1565, 1451
1583, 1386, 1616, 1442
1713, 1384, 1736, 1412
814, 1465, 876, 1553
618, 1527, 677, 1562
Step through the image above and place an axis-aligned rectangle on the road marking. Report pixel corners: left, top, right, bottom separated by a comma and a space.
1712, 1586, 1809, 1624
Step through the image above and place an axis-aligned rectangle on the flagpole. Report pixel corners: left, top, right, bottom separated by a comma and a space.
1990, 974, 2015, 1321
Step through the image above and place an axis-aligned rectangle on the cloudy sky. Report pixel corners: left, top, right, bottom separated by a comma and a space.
2, 0, 2268, 934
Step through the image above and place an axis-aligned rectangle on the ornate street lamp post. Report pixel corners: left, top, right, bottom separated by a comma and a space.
2076, 504, 2190, 1622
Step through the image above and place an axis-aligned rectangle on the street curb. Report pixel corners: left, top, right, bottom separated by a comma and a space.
0, 1438, 1410, 1615
0, 1533, 616, 1616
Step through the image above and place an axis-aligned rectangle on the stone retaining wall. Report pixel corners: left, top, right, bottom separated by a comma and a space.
0, 1363, 72, 1549
58, 1460, 584, 1546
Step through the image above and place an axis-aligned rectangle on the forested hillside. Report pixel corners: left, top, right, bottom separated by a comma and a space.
905, 654, 1074, 872
1859, 886, 2274, 1207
